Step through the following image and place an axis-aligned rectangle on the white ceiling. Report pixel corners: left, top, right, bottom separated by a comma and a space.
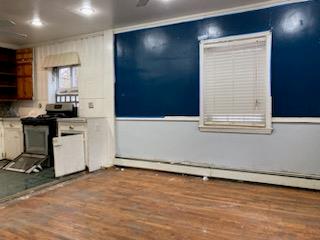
0, 0, 274, 46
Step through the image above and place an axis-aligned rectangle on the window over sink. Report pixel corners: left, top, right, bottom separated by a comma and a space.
53, 66, 79, 106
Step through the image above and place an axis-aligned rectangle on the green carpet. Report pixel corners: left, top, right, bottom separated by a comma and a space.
0, 167, 55, 199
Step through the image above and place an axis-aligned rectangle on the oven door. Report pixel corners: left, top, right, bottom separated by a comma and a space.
24, 125, 49, 155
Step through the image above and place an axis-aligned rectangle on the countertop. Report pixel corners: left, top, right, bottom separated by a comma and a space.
0, 117, 102, 123
0, 117, 21, 121
57, 118, 87, 123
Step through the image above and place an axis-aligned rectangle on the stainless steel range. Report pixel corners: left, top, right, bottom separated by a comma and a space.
5, 103, 77, 173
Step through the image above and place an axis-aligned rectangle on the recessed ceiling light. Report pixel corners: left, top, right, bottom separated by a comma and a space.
79, 7, 95, 16
31, 18, 43, 27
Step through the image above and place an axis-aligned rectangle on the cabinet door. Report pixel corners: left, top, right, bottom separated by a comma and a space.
4, 128, 23, 160
53, 135, 86, 178
17, 77, 33, 100
17, 77, 25, 99
16, 48, 33, 100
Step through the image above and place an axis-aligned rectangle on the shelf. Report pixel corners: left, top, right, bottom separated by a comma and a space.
17, 60, 32, 64
0, 85, 17, 88
0, 60, 16, 64
0, 47, 33, 101
0, 72, 16, 76
0, 99, 17, 102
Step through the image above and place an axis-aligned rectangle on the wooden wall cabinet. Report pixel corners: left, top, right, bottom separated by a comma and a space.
0, 47, 34, 101
16, 48, 33, 100
0, 48, 17, 100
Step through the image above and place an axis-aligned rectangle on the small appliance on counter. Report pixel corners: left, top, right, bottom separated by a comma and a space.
4, 103, 77, 174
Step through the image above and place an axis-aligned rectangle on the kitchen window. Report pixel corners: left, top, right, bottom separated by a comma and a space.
199, 32, 272, 134
54, 66, 79, 105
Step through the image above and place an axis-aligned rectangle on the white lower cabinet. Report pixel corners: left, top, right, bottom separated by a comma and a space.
56, 118, 108, 176
53, 134, 86, 177
2, 119, 23, 160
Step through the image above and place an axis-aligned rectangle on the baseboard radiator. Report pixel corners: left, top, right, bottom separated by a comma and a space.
114, 158, 320, 190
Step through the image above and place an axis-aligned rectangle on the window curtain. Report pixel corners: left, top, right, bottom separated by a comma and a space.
42, 52, 80, 69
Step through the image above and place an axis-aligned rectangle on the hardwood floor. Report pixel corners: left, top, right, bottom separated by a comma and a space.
0, 168, 319, 240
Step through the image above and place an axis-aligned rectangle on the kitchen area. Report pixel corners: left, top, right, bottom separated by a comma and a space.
0, 30, 115, 201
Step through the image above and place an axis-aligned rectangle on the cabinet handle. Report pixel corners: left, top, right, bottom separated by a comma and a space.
69, 125, 74, 130
9, 124, 14, 128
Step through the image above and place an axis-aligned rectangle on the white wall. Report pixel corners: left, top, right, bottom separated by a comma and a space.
116, 120, 320, 178
15, 31, 116, 166
0, 42, 18, 49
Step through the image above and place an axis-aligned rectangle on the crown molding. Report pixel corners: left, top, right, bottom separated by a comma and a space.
114, 0, 309, 34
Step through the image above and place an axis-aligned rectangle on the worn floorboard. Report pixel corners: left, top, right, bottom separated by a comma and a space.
0, 168, 319, 240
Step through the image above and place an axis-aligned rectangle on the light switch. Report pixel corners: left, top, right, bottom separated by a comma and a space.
88, 102, 94, 109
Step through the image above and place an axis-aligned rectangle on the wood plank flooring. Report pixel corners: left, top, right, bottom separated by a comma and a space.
0, 168, 319, 240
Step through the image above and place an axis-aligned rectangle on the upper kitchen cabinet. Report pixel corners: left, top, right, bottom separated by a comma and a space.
0, 47, 34, 101
0, 47, 17, 100
16, 48, 34, 100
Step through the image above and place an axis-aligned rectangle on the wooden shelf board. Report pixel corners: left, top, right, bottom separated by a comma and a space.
17, 75, 32, 78
0, 60, 16, 64
0, 72, 16, 76
0, 85, 17, 88
17, 61, 33, 64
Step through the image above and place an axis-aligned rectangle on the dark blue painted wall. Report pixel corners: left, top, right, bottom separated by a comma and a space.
115, 1, 320, 117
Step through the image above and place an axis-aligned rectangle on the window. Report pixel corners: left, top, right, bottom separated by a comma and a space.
53, 66, 79, 105
199, 32, 272, 134
57, 67, 77, 90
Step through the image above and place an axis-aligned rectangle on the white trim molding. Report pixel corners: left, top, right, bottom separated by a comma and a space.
116, 117, 320, 124
272, 118, 320, 123
114, 0, 309, 34
199, 126, 273, 135
116, 117, 199, 122
21, 31, 105, 49
114, 158, 320, 190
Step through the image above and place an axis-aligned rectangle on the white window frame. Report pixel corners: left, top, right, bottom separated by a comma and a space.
54, 66, 78, 92
53, 66, 79, 105
199, 31, 273, 134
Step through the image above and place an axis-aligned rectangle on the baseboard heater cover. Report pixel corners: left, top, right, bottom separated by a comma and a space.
114, 158, 320, 190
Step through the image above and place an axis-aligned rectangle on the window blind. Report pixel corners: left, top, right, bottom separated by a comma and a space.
202, 36, 268, 127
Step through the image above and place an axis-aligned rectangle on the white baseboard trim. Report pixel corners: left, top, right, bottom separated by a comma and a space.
114, 158, 320, 190
116, 117, 320, 124
272, 118, 320, 123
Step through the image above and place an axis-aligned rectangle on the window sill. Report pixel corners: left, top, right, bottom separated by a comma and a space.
199, 125, 273, 135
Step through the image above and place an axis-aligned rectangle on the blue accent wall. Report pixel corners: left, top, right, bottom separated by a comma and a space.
115, 1, 320, 117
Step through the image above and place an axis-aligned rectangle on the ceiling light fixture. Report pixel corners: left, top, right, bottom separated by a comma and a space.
31, 18, 43, 27
79, 7, 95, 16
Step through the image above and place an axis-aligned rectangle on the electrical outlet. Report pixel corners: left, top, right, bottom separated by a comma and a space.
88, 102, 94, 109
